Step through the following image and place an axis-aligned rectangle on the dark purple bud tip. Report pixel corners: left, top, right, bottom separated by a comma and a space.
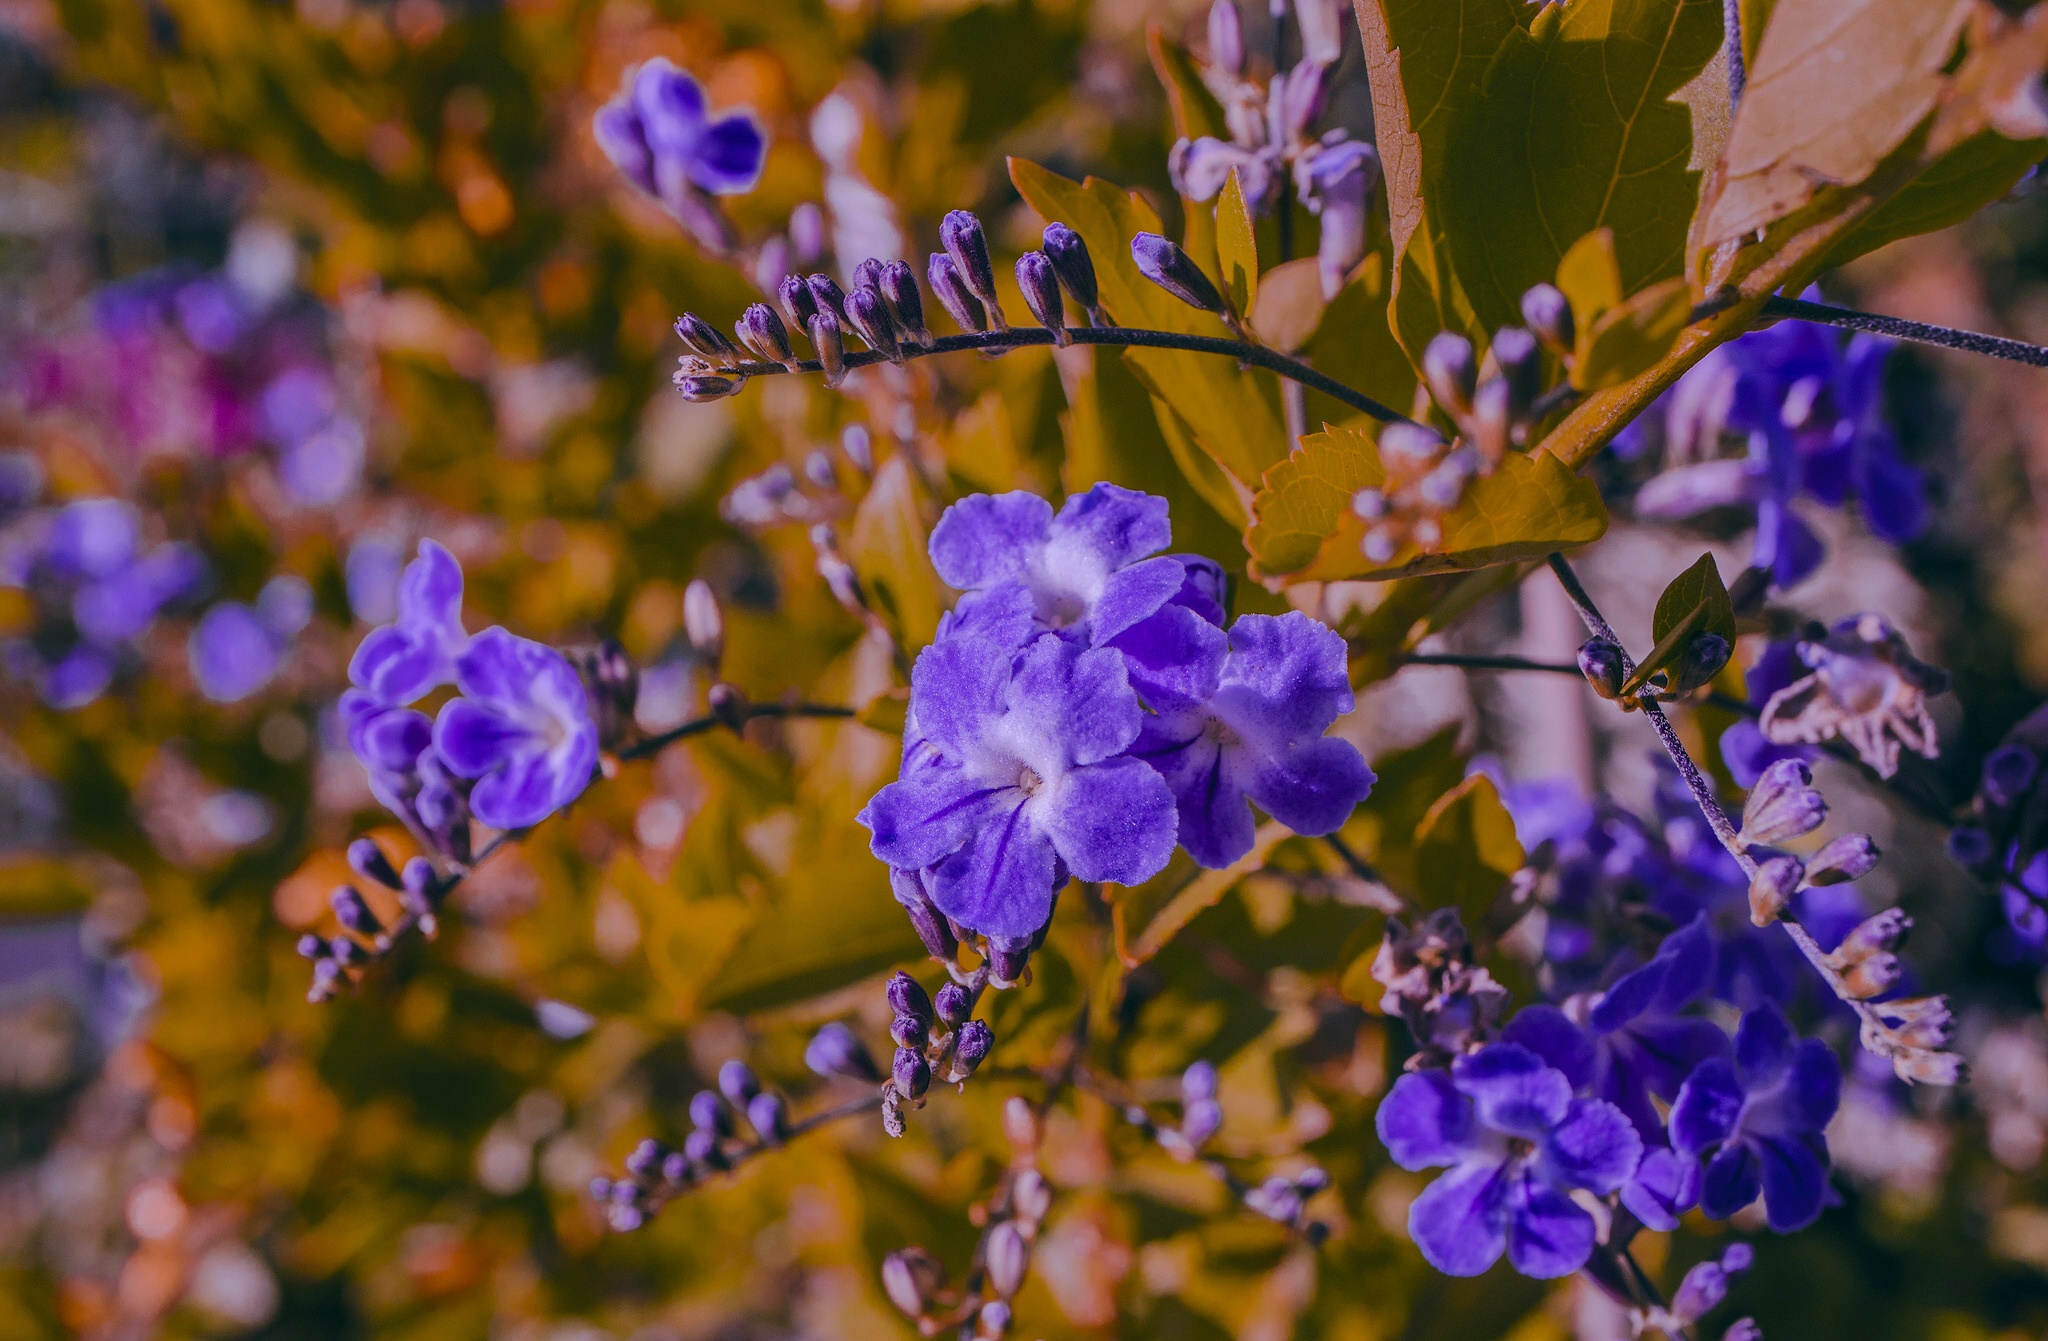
347, 838, 402, 890
1131, 232, 1227, 316
1015, 251, 1067, 345
808, 310, 846, 388
1671, 630, 1732, 693
890, 1011, 930, 1050
1577, 639, 1626, 700
805, 1021, 881, 1081
886, 969, 934, 1025
683, 1126, 726, 1170
1422, 332, 1477, 416
953, 1020, 993, 1077
677, 374, 740, 402
890, 869, 959, 961
878, 260, 933, 347
688, 1088, 732, 1137
805, 273, 849, 324
330, 885, 383, 937
675, 313, 739, 364
852, 257, 887, 293
736, 303, 797, 369
1984, 742, 2041, 807
624, 1137, 668, 1178
717, 1060, 760, 1108
933, 981, 973, 1028
778, 273, 820, 334
746, 1091, 789, 1144
1042, 223, 1099, 317
893, 1045, 931, 1100
1491, 326, 1542, 415
1521, 282, 1575, 354
845, 287, 903, 361
939, 210, 998, 305
399, 857, 439, 913
928, 253, 988, 333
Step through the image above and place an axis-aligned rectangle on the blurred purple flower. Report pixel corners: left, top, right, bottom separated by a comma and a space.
347, 540, 468, 706
1376, 1043, 1642, 1278
594, 58, 765, 250
432, 627, 599, 831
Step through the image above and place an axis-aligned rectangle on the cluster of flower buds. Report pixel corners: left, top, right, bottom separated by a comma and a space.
1241, 1166, 1332, 1239
1152, 1061, 1225, 1160
1733, 760, 1960, 1084
1419, 319, 1548, 470
1757, 614, 1947, 779
297, 839, 451, 1003
1949, 702, 2048, 951
1578, 628, 1730, 706
1348, 420, 1482, 565
1171, 0, 1381, 297
1368, 907, 1508, 1068
880, 970, 994, 1138
891, 868, 1058, 991
721, 425, 877, 530
1631, 1243, 1756, 1339
566, 638, 639, 753
589, 1060, 797, 1231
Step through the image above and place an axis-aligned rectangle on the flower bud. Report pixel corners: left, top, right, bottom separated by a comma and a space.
890, 1012, 930, 1049
683, 1126, 726, 1170
1278, 60, 1332, 142
624, 1137, 668, 1178
1003, 1095, 1039, 1152
1294, 1166, 1331, 1195
927, 253, 988, 333
778, 273, 819, 334
987, 934, 1033, 987
329, 935, 370, 967
1421, 332, 1477, 417
1243, 1174, 1304, 1224
881, 1246, 946, 1318
1131, 232, 1228, 315
1207, 0, 1245, 76
1521, 283, 1574, 355
1015, 251, 1068, 345
682, 579, 724, 667
1181, 1059, 1219, 1102
1181, 1097, 1223, 1150
808, 310, 846, 388
718, 1060, 760, 1108
1739, 758, 1825, 846
852, 257, 887, 293
805, 1021, 881, 1081
889, 868, 959, 961
1839, 952, 1903, 999
736, 302, 797, 369
1011, 1168, 1052, 1221
878, 260, 933, 347
940, 211, 1004, 326
296, 933, 326, 959
886, 969, 934, 1025
1804, 832, 1880, 885
1748, 855, 1804, 927
707, 680, 749, 731
330, 885, 383, 938
1836, 907, 1912, 962
925, 983, 968, 1029
986, 1220, 1029, 1298
893, 1045, 931, 1100
805, 273, 849, 326
1723, 1320, 1762, 1341
953, 1019, 993, 1078
747, 1091, 789, 1144
845, 286, 903, 361
1468, 379, 1513, 466
689, 1089, 731, 1137
675, 312, 740, 364
1669, 630, 1732, 694
1491, 326, 1543, 421
1041, 223, 1099, 321
841, 423, 875, 474
1578, 639, 1627, 701
1948, 823, 1994, 868
308, 957, 345, 1000
1887, 996, 1955, 1049
677, 373, 740, 402
399, 857, 439, 916
979, 1300, 1013, 1336
347, 838, 402, 890
1380, 418, 1449, 467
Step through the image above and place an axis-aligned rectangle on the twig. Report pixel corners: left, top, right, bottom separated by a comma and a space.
708, 325, 1412, 424
1397, 652, 1582, 676
618, 699, 856, 760
1763, 294, 2048, 368
1722, 0, 1747, 111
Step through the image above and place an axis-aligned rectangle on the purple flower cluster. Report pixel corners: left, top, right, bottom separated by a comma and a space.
859, 484, 1373, 955
0, 494, 206, 707
1952, 702, 2048, 958
340, 541, 597, 854
1627, 303, 1925, 589
188, 575, 313, 703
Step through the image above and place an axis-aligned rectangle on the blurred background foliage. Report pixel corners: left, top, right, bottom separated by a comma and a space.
3, 0, 2048, 1337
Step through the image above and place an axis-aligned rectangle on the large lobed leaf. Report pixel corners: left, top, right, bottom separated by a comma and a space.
1245, 425, 1609, 581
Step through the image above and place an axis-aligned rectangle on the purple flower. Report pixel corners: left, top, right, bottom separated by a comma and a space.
347, 540, 468, 706
1719, 640, 1818, 787
1126, 610, 1373, 868
594, 59, 765, 248
858, 627, 1178, 939
345, 539, 404, 625
1670, 1003, 1841, 1232
1376, 1043, 1642, 1278
339, 693, 472, 859
432, 627, 600, 831
927, 483, 1189, 648
190, 603, 283, 703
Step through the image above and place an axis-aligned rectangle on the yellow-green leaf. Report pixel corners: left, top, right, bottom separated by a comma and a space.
845, 456, 942, 649
1556, 229, 1626, 337
1414, 775, 1525, 932
1217, 169, 1259, 316
1573, 278, 1693, 391
1246, 425, 1609, 582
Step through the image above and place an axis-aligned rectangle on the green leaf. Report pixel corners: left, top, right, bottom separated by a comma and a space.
1573, 278, 1693, 391
1414, 775, 1525, 931
1301, 252, 1420, 427
1620, 551, 1735, 697
1010, 157, 1288, 487
1146, 22, 1227, 141
1216, 169, 1259, 317
1556, 229, 1626, 337
1822, 129, 2045, 269
1246, 426, 1609, 581
1111, 823, 1292, 965
1699, 0, 1975, 244
845, 456, 942, 650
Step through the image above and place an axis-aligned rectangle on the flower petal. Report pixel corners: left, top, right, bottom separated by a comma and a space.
1005, 637, 1142, 768
1140, 726, 1256, 869
1048, 482, 1172, 572
398, 539, 464, 636
1107, 603, 1226, 710
1040, 757, 1178, 887
1780, 1037, 1842, 1133
468, 747, 569, 830
1543, 1097, 1642, 1195
1621, 1147, 1701, 1232
433, 698, 537, 778
929, 492, 1053, 591
1734, 1003, 1796, 1088
1212, 611, 1354, 746
1089, 554, 1186, 644
1617, 1016, 1732, 1103
1501, 1005, 1595, 1092
925, 796, 1061, 939
1505, 1173, 1598, 1279
858, 762, 1003, 872
1700, 1142, 1762, 1220
1452, 1044, 1571, 1141
689, 113, 766, 195
1244, 735, 1375, 838
908, 631, 1013, 761
1375, 1070, 1476, 1170
1757, 1134, 1829, 1232
1408, 1161, 1510, 1278
1670, 1057, 1745, 1157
